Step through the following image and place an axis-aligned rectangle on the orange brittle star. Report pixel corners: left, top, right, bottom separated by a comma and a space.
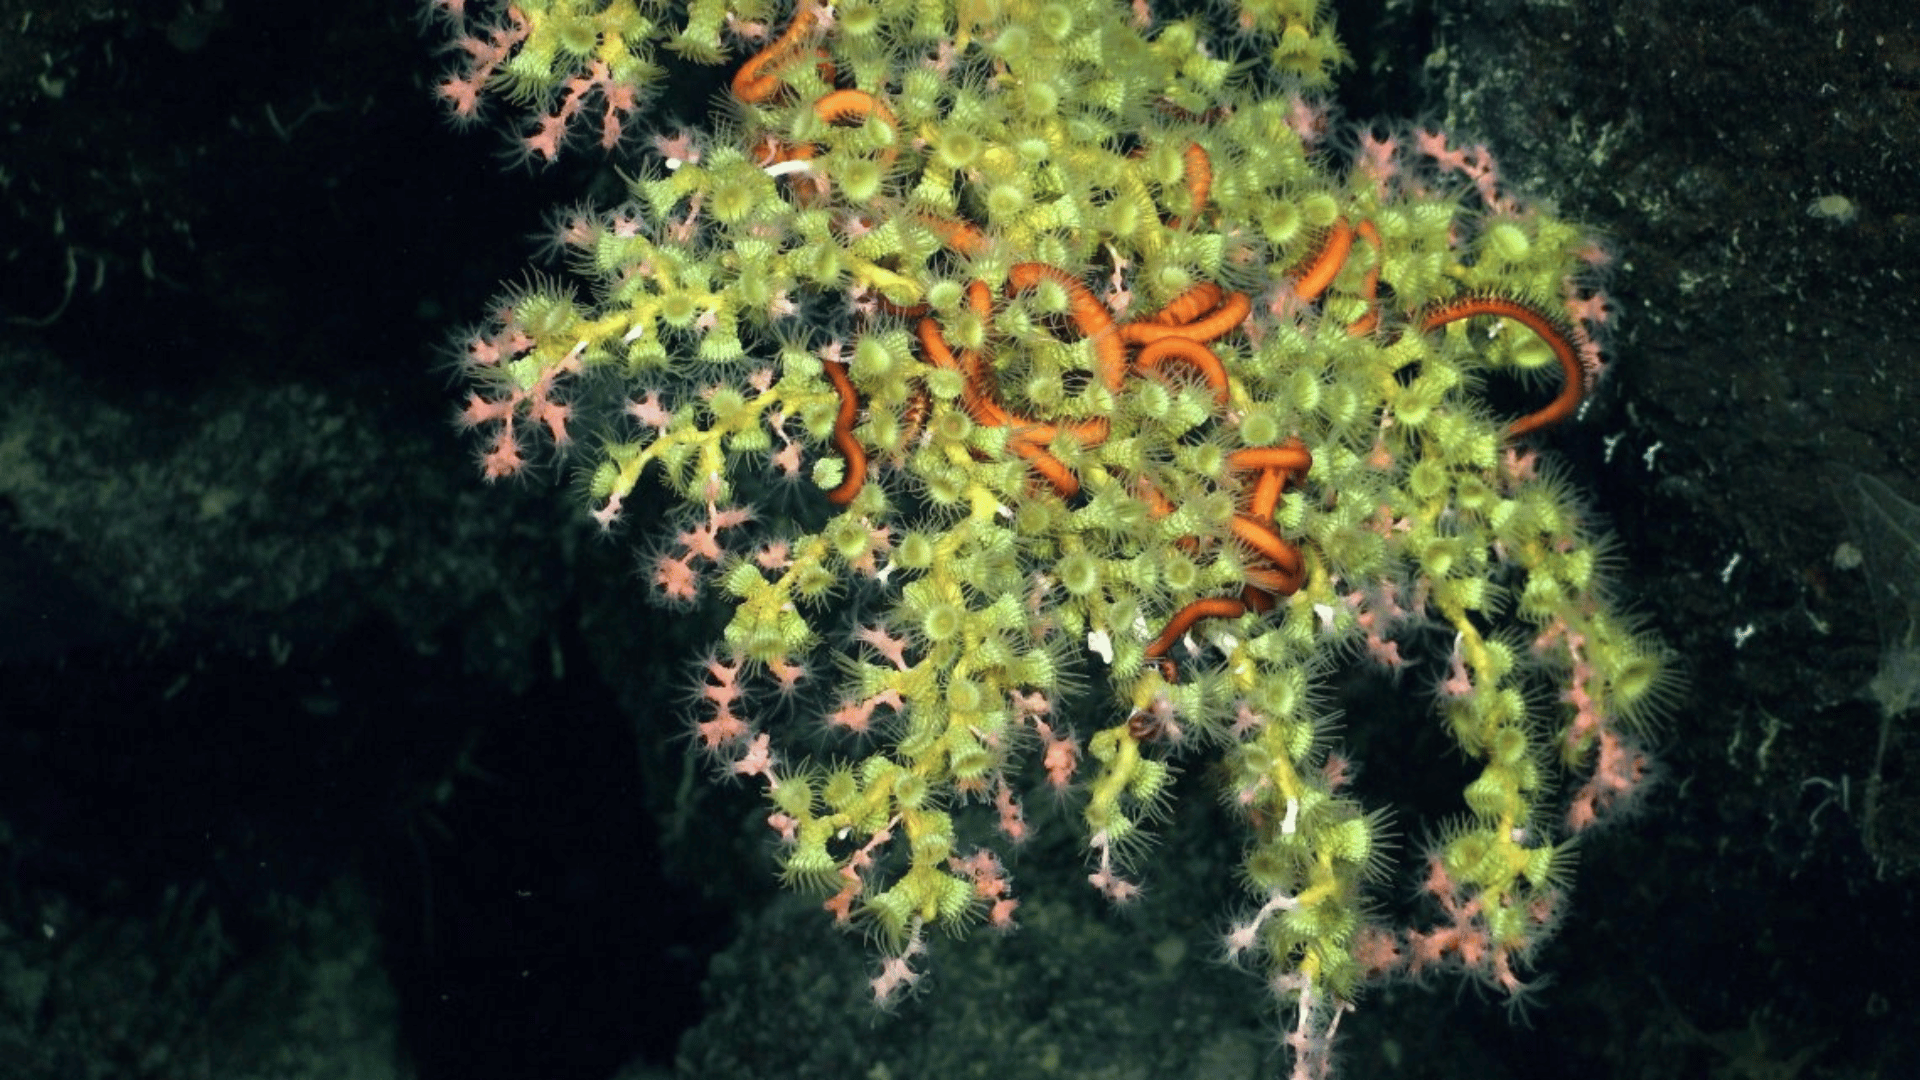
730, 15, 1589, 705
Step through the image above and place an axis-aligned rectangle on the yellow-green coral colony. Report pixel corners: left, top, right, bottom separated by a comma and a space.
438, 0, 1670, 1057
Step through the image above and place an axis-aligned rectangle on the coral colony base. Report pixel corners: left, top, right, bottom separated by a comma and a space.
428, 0, 1673, 1074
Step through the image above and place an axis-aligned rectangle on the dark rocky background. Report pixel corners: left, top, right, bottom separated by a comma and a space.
0, 1, 1914, 1077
